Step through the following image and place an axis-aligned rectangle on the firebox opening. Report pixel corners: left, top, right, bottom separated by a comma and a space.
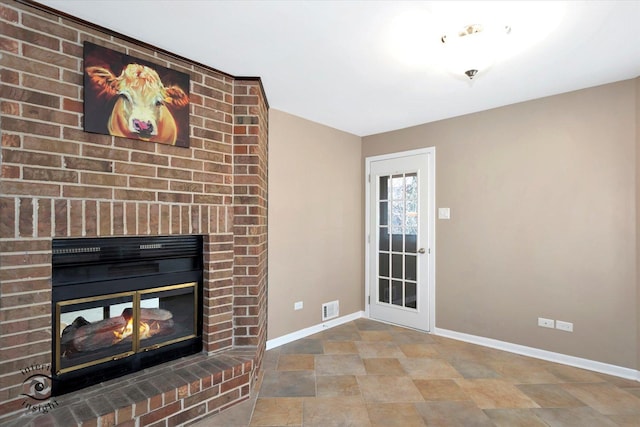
51, 235, 203, 396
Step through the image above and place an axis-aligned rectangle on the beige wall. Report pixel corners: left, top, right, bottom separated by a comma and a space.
363, 80, 638, 369
268, 109, 363, 340
267, 80, 638, 370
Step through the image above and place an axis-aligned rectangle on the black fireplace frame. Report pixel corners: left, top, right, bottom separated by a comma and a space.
51, 235, 204, 396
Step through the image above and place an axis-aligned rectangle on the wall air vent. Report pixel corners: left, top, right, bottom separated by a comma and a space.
322, 300, 339, 321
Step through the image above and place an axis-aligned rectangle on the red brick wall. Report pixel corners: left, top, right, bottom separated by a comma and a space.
232, 80, 269, 368
0, 1, 268, 423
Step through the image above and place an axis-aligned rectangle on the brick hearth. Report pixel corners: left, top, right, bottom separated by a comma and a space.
0, 1, 268, 425
10, 350, 255, 426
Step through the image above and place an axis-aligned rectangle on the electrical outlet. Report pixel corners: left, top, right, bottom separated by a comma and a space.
294, 301, 303, 310
538, 317, 554, 328
556, 320, 573, 332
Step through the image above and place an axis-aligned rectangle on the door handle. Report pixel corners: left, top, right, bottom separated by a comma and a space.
418, 248, 426, 254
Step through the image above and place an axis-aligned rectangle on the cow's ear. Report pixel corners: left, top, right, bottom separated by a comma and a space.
85, 66, 119, 97
165, 86, 189, 109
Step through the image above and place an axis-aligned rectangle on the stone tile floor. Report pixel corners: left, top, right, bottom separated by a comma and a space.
190, 318, 640, 426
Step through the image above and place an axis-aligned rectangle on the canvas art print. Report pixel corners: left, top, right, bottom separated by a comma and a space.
83, 42, 190, 147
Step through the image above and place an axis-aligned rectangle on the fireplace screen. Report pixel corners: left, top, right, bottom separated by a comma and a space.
56, 283, 197, 374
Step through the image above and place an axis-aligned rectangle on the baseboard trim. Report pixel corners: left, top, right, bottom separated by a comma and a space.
266, 311, 365, 350
434, 327, 639, 382
266, 315, 639, 382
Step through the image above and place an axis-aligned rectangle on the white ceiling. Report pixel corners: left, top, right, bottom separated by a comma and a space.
37, 1, 640, 136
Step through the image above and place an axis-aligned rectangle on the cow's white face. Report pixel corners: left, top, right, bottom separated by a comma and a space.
115, 64, 168, 139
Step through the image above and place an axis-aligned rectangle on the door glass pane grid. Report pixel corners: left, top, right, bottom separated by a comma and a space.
377, 173, 418, 310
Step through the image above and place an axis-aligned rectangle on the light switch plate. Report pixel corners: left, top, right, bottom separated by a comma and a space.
438, 208, 450, 219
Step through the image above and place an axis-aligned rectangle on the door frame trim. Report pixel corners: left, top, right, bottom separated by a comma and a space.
364, 147, 436, 331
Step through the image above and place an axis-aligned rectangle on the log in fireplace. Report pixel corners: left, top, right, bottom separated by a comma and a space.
51, 235, 203, 395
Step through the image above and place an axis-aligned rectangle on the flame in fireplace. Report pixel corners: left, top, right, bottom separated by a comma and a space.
113, 318, 154, 342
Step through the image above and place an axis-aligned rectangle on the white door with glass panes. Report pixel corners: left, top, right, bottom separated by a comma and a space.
367, 149, 434, 331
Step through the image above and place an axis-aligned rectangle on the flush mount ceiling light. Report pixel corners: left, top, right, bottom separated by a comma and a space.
440, 23, 511, 79
385, 2, 566, 81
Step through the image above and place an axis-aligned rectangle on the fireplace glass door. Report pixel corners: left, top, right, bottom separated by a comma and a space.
56, 282, 197, 375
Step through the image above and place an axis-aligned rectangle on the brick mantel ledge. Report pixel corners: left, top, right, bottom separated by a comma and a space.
6, 348, 257, 427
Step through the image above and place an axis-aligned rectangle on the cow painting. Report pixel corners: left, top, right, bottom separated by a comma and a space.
83, 42, 190, 147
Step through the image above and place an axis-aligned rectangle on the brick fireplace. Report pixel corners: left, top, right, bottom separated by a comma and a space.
0, 1, 268, 425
